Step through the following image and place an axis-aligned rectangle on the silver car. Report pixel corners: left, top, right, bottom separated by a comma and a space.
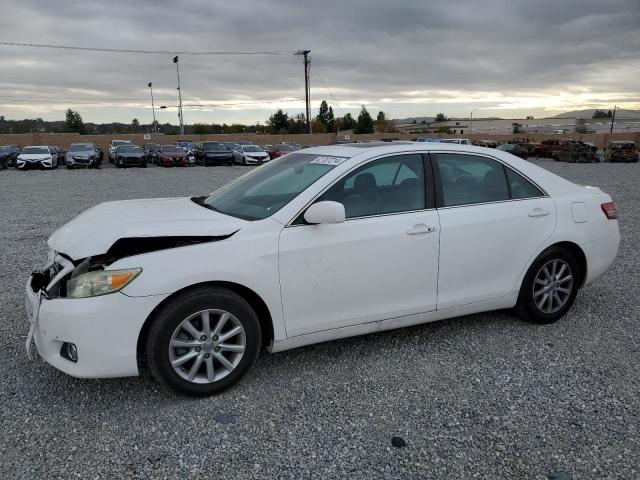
65, 143, 102, 169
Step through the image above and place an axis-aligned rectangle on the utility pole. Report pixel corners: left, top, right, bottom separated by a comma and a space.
173, 56, 184, 136
295, 50, 311, 134
610, 105, 616, 133
148, 82, 157, 133
470, 108, 479, 133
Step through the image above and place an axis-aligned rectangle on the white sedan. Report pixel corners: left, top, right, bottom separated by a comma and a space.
233, 144, 270, 165
25, 142, 620, 395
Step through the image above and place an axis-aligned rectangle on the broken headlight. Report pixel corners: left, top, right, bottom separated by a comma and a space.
66, 268, 142, 299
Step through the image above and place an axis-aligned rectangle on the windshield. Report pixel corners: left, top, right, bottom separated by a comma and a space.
243, 145, 263, 152
21, 147, 49, 154
119, 146, 143, 153
276, 144, 294, 152
69, 144, 93, 152
0, 146, 12, 152
203, 142, 227, 152
112, 141, 131, 147
161, 146, 183, 153
204, 153, 345, 220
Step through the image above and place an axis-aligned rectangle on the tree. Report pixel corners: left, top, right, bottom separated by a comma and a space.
310, 118, 327, 133
592, 109, 612, 119
65, 108, 86, 134
526, 115, 535, 120
339, 113, 357, 131
436, 126, 452, 133
192, 123, 213, 134
316, 100, 336, 132
287, 113, 307, 134
575, 118, 588, 134
355, 105, 374, 134
130, 118, 140, 133
435, 113, 448, 122
375, 111, 394, 133
267, 109, 290, 134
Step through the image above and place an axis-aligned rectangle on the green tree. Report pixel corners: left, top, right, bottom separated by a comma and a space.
192, 123, 212, 134
339, 113, 356, 131
65, 108, 86, 134
575, 118, 588, 134
436, 126, 452, 133
316, 100, 336, 132
592, 109, 612, 119
355, 105, 374, 134
130, 118, 140, 133
435, 113, 448, 122
287, 113, 307, 134
268, 109, 290, 133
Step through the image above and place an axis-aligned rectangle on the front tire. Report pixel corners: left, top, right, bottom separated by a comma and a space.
146, 287, 262, 396
515, 247, 580, 324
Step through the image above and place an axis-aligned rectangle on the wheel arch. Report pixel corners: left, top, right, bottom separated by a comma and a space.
522, 241, 587, 290
136, 281, 275, 366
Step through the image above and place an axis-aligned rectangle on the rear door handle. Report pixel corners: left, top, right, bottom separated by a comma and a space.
528, 208, 551, 218
407, 224, 437, 235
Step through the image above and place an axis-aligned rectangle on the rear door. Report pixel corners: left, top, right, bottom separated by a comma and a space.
433, 152, 556, 309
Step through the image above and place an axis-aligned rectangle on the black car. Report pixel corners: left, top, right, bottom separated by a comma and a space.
144, 143, 161, 163
193, 142, 234, 166
0, 145, 20, 169
497, 143, 529, 159
114, 145, 147, 168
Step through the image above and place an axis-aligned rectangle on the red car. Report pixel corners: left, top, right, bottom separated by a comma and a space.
154, 145, 192, 167
267, 143, 295, 159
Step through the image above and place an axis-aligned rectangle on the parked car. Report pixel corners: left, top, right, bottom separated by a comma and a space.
176, 141, 195, 153
603, 141, 638, 163
154, 145, 194, 167
65, 143, 102, 169
193, 142, 234, 166
472, 140, 497, 148
237, 141, 255, 146
552, 141, 597, 163
222, 142, 240, 153
267, 143, 295, 159
109, 140, 133, 162
233, 144, 270, 165
144, 143, 161, 163
25, 143, 619, 395
0, 145, 20, 168
497, 143, 529, 159
16, 146, 59, 170
114, 145, 147, 168
440, 138, 471, 145
532, 139, 562, 158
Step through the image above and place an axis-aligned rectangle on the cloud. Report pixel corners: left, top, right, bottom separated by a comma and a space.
0, 0, 638, 122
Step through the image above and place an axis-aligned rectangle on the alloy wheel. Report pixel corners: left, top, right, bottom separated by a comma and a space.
532, 259, 573, 314
168, 309, 246, 384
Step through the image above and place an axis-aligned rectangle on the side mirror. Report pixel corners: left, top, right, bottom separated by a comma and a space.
304, 201, 345, 225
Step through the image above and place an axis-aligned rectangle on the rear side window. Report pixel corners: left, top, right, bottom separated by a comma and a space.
436, 153, 509, 207
505, 168, 544, 199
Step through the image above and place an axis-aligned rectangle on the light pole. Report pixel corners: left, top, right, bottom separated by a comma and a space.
148, 82, 157, 133
173, 56, 184, 136
470, 108, 479, 133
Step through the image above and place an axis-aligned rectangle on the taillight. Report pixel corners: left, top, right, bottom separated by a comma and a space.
601, 201, 618, 220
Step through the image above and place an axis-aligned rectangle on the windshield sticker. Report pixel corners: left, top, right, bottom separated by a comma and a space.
310, 156, 348, 166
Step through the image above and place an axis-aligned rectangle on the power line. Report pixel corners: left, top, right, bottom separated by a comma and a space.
0, 41, 294, 56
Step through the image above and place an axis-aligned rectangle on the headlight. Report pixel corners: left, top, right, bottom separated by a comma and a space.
66, 268, 142, 299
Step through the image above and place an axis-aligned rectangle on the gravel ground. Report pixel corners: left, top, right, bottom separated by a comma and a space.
0, 159, 638, 479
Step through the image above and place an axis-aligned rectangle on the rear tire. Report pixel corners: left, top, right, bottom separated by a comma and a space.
146, 287, 262, 396
515, 246, 580, 324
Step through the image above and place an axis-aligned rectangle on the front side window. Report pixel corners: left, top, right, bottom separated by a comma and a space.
317, 154, 426, 219
204, 153, 345, 220
436, 153, 509, 207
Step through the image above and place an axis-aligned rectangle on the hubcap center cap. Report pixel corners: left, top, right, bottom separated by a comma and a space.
202, 341, 215, 353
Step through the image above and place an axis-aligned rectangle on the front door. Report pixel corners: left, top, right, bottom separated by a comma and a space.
278, 153, 440, 337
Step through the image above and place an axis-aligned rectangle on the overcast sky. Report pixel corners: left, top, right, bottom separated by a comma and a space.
1, 0, 639, 124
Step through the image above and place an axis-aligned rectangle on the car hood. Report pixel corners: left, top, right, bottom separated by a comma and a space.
48, 197, 247, 260
244, 151, 268, 156
161, 152, 187, 157
119, 152, 145, 157
205, 150, 232, 155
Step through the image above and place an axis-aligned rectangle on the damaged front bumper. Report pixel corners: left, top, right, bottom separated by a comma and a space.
24, 252, 168, 378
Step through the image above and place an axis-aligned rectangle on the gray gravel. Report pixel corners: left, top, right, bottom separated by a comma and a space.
1, 159, 638, 479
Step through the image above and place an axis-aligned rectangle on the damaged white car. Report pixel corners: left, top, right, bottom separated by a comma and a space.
25, 143, 620, 396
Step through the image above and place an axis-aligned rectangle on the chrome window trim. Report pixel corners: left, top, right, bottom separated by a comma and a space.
285, 151, 431, 227
431, 150, 550, 208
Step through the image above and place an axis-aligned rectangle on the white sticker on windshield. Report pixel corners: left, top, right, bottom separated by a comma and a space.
310, 156, 348, 166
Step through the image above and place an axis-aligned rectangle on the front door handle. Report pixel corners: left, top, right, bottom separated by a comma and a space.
528, 208, 551, 218
407, 224, 437, 235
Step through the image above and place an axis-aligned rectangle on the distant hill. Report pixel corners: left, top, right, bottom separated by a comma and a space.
393, 116, 435, 125
553, 108, 640, 119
